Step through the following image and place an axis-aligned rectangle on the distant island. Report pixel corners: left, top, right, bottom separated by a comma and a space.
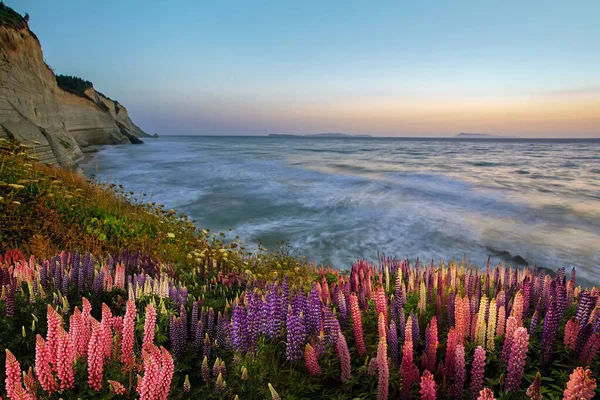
455, 132, 516, 139
269, 133, 373, 138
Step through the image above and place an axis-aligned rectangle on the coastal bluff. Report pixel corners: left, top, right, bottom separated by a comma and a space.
0, 5, 149, 167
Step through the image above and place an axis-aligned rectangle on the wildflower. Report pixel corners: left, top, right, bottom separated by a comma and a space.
505, 327, 529, 391
5, 349, 25, 400
526, 372, 542, 400
350, 293, 366, 358
336, 332, 352, 382
241, 366, 248, 380
183, 375, 191, 393
56, 327, 75, 391
268, 383, 281, 400
143, 304, 157, 350
580, 332, 600, 365
88, 318, 104, 391
496, 305, 506, 336
100, 303, 113, 359
202, 356, 210, 382
304, 343, 321, 376
420, 370, 436, 400
400, 316, 419, 400
564, 317, 579, 351
452, 344, 466, 398
477, 388, 496, 399
501, 316, 517, 364
387, 319, 399, 367
167, 232, 175, 238
108, 380, 126, 395
470, 346, 486, 397
563, 367, 596, 400
35, 335, 56, 393
121, 300, 136, 367
377, 337, 389, 400
486, 299, 497, 350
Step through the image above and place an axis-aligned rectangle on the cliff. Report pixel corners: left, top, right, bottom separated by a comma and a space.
0, 5, 149, 167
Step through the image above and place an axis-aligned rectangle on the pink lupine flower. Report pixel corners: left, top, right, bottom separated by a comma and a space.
377, 337, 389, 400
419, 370, 436, 400
156, 346, 174, 400
121, 299, 136, 367
505, 327, 529, 391
304, 343, 321, 376
375, 285, 387, 325
336, 332, 352, 382
496, 305, 506, 337
563, 317, 579, 351
5, 349, 25, 400
377, 312, 386, 340
100, 303, 113, 359
143, 304, 157, 350
526, 372, 542, 400
56, 326, 75, 391
114, 263, 125, 289
563, 367, 597, 400
88, 318, 104, 392
455, 295, 465, 344
477, 388, 496, 400
108, 380, 126, 395
470, 346, 486, 398
452, 344, 466, 398
501, 316, 518, 364
35, 334, 56, 393
426, 316, 438, 372
350, 293, 366, 358
46, 305, 62, 370
23, 367, 36, 395
69, 307, 87, 359
511, 290, 524, 323
139, 345, 160, 400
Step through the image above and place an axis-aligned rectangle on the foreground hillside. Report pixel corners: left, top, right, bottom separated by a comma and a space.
1, 140, 599, 399
0, 4, 149, 167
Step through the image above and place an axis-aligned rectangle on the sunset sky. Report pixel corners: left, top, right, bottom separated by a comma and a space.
14, 0, 600, 137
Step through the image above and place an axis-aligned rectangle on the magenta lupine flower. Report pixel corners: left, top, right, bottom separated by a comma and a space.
563, 367, 597, 400
419, 370, 436, 400
470, 346, 486, 398
378, 312, 387, 340
304, 343, 321, 376
121, 299, 136, 367
496, 305, 506, 337
377, 337, 389, 400
35, 334, 56, 393
444, 327, 458, 382
350, 293, 366, 358
88, 318, 104, 392
477, 388, 496, 399
46, 305, 62, 370
375, 285, 387, 326
580, 332, 600, 365
505, 327, 529, 391
400, 318, 419, 400
526, 372, 542, 400
564, 317, 579, 351
336, 332, 351, 382
108, 380, 127, 395
501, 316, 518, 364
452, 344, 466, 398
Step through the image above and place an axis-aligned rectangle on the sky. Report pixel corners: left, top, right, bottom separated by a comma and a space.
12, 0, 600, 137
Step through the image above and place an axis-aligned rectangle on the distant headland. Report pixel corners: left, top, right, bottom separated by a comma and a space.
455, 132, 517, 139
269, 133, 373, 138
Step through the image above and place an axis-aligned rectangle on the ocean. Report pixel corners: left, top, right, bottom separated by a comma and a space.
80, 136, 600, 286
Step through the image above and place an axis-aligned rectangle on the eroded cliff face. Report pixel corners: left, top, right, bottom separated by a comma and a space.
0, 21, 149, 167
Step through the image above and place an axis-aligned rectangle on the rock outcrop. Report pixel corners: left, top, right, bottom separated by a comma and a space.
0, 5, 149, 167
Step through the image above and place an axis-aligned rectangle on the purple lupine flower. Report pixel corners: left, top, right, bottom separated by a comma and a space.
53, 258, 62, 291
216, 311, 227, 347
522, 279, 532, 316
541, 299, 559, 364
334, 289, 347, 329
191, 301, 199, 340
359, 286, 367, 310
170, 315, 187, 358
77, 266, 84, 294
286, 305, 306, 361
281, 276, 290, 303
207, 307, 215, 340
505, 327, 529, 391
388, 319, 399, 366
575, 291, 595, 325
200, 307, 207, 333
576, 323, 592, 356
452, 344, 466, 398
398, 308, 406, 342
231, 302, 249, 353
5, 284, 15, 317
194, 321, 204, 353
411, 312, 419, 345
201, 356, 210, 382
556, 267, 566, 281
556, 282, 567, 320
308, 286, 323, 334
247, 291, 262, 351
267, 288, 281, 339
40, 263, 48, 289
93, 271, 104, 295
322, 307, 338, 347
61, 275, 69, 295
529, 308, 540, 335
447, 291, 456, 327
